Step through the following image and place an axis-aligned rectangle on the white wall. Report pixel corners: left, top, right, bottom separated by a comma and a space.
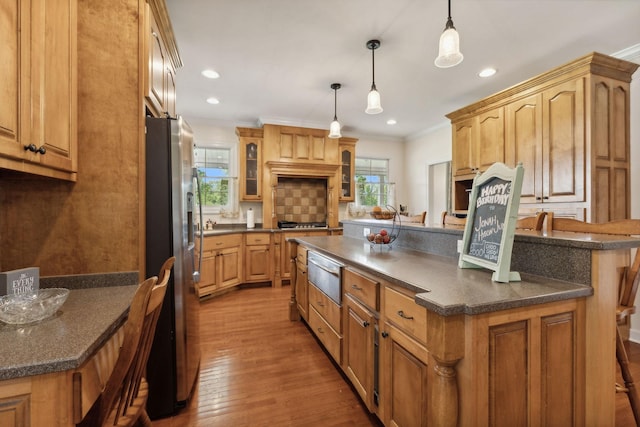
403, 123, 451, 224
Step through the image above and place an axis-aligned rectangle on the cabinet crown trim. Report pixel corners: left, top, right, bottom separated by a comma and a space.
446, 52, 638, 121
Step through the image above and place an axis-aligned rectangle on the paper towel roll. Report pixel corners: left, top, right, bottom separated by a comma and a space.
246, 208, 255, 229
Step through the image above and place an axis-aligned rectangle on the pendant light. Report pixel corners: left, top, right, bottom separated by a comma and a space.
435, 0, 463, 68
365, 39, 383, 114
328, 83, 342, 139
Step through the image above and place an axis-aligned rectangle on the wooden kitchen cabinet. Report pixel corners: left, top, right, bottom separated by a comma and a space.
449, 53, 637, 221
379, 285, 429, 427
0, 0, 77, 181
244, 233, 271, 282
457, 299, 583, 426
295, 245, 309, 321
308, 283, 342, 364
451, 108, 505, 178
506, 80, 585, 209
236, 127, 264, 201
195, 234, 242, 297
343, 268, 380, 413
344, 294, 377, 412
144, 1, 179, 118
339, 139, 357, 201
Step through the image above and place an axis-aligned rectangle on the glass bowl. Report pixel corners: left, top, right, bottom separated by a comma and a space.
0, 288, 69, 325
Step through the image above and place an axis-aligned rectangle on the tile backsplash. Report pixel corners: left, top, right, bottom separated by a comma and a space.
275, 178, 327, 223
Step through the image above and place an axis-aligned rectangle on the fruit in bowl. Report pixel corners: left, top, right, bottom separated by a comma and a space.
366, 228, 395, 245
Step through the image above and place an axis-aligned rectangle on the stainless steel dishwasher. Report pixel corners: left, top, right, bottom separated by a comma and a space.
307, 252, 342, 304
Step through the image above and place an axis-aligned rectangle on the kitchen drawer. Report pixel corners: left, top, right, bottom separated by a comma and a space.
296, 245, 308, 265
202, 233, 242, 251
309, 283, 342, 333
343, 268, 379, 310
384, 286, 427, 345
245, 232, 271, 246
309, 305, 342, 364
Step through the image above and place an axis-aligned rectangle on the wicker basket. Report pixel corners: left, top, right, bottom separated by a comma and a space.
370, 210, 396, 220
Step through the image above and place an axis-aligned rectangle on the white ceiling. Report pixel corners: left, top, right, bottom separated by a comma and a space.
165, 0, 640, 141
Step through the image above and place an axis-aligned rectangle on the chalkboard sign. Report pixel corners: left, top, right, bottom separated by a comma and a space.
458, 162, 524, 282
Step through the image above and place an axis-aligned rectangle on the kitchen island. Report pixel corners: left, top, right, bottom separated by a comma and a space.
0, 283, 137, 427
289, 224, 640, 426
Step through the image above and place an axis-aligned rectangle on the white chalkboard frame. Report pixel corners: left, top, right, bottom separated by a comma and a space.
458, 162, 524, 283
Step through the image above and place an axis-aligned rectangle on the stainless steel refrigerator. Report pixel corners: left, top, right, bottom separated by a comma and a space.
145, 116, 201, 419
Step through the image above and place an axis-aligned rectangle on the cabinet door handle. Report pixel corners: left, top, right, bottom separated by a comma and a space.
543, 196, 549, 200
381, 331, 389, 338
317, 327, 324, 334
351, 284, 363, 291
36, 146, 46, 155
397, 310, 414, 320
363, 321, 370, 327
24, 144, 37, 152
536, 196, 542, 201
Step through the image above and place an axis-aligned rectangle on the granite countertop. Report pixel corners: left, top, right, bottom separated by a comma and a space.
0, 285, 137, 380
290, 235, 594, 316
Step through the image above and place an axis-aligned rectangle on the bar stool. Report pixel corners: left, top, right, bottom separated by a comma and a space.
548, 214, 640, 425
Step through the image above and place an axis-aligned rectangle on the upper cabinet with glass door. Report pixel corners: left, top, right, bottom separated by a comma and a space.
236, 127, 264, 201
339, 138, 357, 201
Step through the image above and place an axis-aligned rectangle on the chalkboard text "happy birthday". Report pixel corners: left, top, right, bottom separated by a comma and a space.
476, 182, 511, 208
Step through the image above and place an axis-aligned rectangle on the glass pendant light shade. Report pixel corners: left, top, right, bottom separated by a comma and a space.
328, 83, 342, 139
366, 86, 383, 114
435, 0, 463, 68
329, 118, 342, 138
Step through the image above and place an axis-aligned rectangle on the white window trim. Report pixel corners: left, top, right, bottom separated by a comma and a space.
195, 142, 238, 214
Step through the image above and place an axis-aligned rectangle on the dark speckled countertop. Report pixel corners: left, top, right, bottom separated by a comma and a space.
290, 235, 594, 316
0, 285, 137, 380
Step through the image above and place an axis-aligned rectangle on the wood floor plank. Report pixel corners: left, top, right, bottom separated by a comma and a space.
150, 285, 381, 427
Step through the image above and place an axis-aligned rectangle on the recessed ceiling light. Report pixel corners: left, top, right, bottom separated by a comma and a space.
202, 69, 220, 79
478, 67, 497, 78
387, 119, 397, 125
206, 97, 220, 105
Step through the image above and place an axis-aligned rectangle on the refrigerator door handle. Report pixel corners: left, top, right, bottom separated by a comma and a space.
193, 167, 203, 283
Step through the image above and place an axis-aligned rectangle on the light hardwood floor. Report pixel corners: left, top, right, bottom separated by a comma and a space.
150, 284, 640, 427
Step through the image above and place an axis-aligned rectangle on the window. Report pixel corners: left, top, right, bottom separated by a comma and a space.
194, 147, 234, 211
355, 157, 394, 208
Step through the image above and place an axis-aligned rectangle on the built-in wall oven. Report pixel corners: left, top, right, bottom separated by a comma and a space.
307, 252, 342, 304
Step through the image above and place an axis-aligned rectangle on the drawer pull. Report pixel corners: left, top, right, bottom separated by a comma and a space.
397, 310, 414, 320
317, 327, 324, 334
216, 242, 223, 246
317, 301, 325, 307
351, 284, 363, 291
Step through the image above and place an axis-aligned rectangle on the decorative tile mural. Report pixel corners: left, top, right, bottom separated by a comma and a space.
275, 178, 327, 223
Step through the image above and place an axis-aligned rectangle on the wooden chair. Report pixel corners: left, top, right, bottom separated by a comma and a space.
441, 211, 467, 228
515, 211, 546, 231
548, 214, 640, 424
442, 211, 546, 231
405, 211, 426, 224
78, 256, 175, 427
